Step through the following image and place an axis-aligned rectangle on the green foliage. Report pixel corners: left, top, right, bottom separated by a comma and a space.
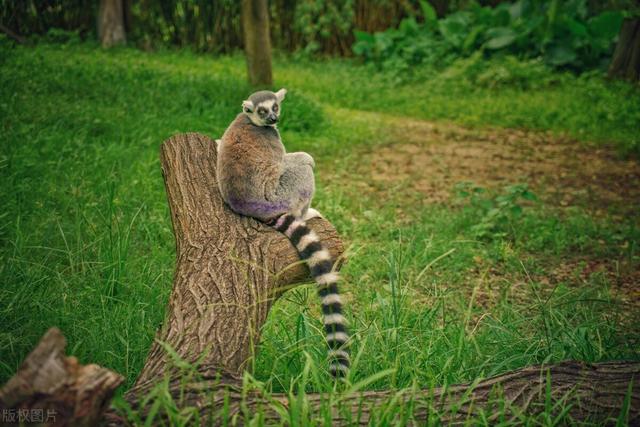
441, 53, 561, 89
293, 0, 355, 56
353, 0, 624, 76
279, 91, 327, 133
0, 0, 97, 37
456, 183, 538, 240
1, 0, 361, 56
352, 10, 452, 80
128, 0, 242, 53
42, 28, 82, 44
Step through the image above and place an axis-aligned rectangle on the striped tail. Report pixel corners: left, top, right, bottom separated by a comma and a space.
269, 213, 350, 377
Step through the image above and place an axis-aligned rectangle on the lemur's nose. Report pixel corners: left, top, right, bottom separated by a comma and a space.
267, 114, 278, 124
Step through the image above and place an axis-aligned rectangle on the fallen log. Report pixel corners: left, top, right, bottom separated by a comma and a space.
0, 328, 123, 426
1, 133, 638, 425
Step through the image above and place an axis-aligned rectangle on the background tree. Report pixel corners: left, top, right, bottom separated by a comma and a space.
97, 0, 126, 48
242, 0, 273, 87
608, 17, 640, 82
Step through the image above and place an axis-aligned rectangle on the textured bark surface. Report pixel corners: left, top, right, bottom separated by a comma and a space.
608, 18, 640, 82
132, 133, 344, 388
242, 0, 273, 86
1, 133, 638, 425
97, 0, 126, 48
0, 328, 123, 427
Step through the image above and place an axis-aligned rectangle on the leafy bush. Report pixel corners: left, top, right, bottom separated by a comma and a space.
456, 183, 538, 241
292, 0, 355, 56
353, 0, 624, 77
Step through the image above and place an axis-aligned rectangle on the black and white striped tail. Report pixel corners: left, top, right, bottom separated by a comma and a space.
268, 213, 350, 377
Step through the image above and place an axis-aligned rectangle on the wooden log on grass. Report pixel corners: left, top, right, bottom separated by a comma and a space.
1, 133, 638, 425
0, 327, 123, 426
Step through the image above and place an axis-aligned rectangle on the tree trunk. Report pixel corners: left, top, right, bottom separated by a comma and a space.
97, 0, 126, 48
608, 18, 640, 83
122, 0, 133, 35
242, 0, 273, 87
1, 133, 638, 425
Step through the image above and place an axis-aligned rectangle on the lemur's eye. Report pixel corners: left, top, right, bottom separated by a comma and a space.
273, 104, 279, 113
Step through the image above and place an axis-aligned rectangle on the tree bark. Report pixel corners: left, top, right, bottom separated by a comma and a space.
122, 0, 133, 35
608, 18, 640, 83
97, 0, 126, 48
242, 0, 273, 87
1, 133, 638, 425
117, 360, 640, 425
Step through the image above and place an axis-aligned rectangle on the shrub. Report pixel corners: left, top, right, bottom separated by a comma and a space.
352, 0, 624, 77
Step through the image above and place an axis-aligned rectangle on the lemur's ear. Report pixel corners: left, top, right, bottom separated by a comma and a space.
275, 88, 287, 102
242, 100, 254, 113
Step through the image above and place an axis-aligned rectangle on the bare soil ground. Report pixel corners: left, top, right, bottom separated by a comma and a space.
366, 118, 640, 214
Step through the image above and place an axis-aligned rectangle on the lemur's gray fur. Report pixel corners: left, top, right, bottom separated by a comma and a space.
216, 89, 350, 377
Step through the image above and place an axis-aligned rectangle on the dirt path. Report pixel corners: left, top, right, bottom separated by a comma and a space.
367, 117, 640, 213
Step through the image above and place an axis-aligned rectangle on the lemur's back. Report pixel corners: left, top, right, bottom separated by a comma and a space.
217, 113, 284, 212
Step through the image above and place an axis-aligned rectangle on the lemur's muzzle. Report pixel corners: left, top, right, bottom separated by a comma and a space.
266, 114, 278, 124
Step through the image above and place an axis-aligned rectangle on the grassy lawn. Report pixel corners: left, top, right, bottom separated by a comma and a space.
1, 41, 639, 424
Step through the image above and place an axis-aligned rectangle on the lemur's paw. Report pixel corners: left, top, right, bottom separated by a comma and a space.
303, 208, 323, 221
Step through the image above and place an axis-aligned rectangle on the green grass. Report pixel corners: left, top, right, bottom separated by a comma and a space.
1, 40, 639, 425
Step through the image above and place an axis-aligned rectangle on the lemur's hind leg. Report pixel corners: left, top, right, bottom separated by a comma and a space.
279, 154, 322, 221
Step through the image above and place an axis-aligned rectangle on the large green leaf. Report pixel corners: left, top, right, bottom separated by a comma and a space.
485, 27, 517, 50
588, 11, 624, 41
419, 0, 437, 27
463, 25, 485, 53
508, 0, 525, 20
438, 12, 472, 49
565, 17, 587, 38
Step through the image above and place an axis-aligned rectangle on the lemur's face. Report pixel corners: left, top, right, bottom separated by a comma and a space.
242, 89, 286, 127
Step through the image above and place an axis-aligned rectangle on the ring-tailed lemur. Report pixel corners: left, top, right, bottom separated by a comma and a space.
216, 89, 350, 377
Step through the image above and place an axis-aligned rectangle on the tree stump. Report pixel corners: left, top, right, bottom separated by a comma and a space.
1, 133, 638, 425
131, 132, 345, 389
